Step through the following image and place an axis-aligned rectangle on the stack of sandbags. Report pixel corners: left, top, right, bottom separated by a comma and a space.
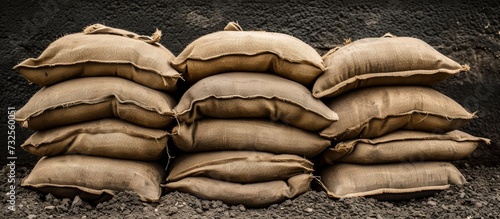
163, 22, 339, 207
319, 130, 489, 200
14, 24, 179, 202
314, 34, 490, 200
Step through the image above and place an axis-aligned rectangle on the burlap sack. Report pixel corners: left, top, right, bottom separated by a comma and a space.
163, 174, 312, 207
320, 86, 474, 141
21, 119, 168, 161
321, 130, 490, 165
320, 162, 466, 200
166, 151, 313, 183
171, 22, 324, 86
15, 77, 176, 130
14, 24, 180, 92
174, 72, 338, 132
313, 34, 469, 98
21, 155, 165, 202
172, 119, 330, 158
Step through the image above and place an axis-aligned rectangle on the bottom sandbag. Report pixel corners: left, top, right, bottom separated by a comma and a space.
320, 162, 466, 200
21, 155, 165, 202
163, 174, 313, 207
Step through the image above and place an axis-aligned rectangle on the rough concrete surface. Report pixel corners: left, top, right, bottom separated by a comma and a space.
0, 0, 499, 218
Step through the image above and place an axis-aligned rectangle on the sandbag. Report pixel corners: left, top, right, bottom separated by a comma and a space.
171, 22, 324, 86
172, 119, 330, 158
163, 174, 312, 208
321, 130, 490, 165
313, 34, 469, 98
320, 162, 466, 200
166, 151, 313, 183
21, 119, 168, 161
14, 24, 180, 92
15, 77, 176, 130
21, 155, 165, 202
320, 86, 474, 141
174, 72, 338, 132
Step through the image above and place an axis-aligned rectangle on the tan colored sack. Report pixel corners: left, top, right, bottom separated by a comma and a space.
21, 155, 165, 202
21, 119, 168, 161
172, 22, 324, 86
313, 34, 469, 98
167, 151, 313, 183
163, 174, 312, 207
321, 130, 490, 165
320, 162, 466, 200
320, 86, 474, 141
14, 24, 180, 92
174, 72, 338, 132
15, 77, 176, 130
172, 119, 330, 158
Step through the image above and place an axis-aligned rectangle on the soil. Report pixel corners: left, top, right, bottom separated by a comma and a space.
2, 158, 499, 219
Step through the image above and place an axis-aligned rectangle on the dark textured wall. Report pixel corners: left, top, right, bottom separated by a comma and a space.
1, 0, 499, 166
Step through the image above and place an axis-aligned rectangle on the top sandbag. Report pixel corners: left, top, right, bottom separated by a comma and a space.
14, 24, 180, 92
172, 22, 325, 86
313, 33, 469, 98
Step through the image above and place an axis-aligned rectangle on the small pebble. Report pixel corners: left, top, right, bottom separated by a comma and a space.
304, 207, 314, 213
475, 202, 483, 208
239, 205, 246, 211
169, 206, 178, 214
427, 200, 438, 206
44, 206, 56, 211
95, 203, 104, 210
459, 192, 466, 199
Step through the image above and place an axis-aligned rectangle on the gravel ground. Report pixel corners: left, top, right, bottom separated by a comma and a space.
2, 158, 499, 219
